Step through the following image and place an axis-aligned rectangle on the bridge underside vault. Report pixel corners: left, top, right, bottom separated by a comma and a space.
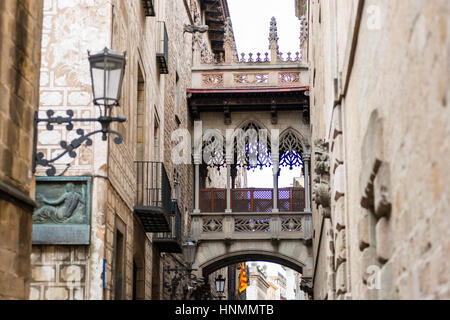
194, 239, 314, 278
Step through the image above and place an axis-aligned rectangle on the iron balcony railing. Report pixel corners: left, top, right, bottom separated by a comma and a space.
154, 200, 182, 243
156, 21, 169, 74
136, 161, 171, 211
134, 161, 172, 232
199, 187, 306, 213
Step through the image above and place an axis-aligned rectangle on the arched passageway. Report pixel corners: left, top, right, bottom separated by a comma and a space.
192, 239, 313, 278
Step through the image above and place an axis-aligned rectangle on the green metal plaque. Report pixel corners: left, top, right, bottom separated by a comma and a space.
32, 176, 92, 245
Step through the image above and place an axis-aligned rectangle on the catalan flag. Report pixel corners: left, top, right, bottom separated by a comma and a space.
238, 263, 248, 293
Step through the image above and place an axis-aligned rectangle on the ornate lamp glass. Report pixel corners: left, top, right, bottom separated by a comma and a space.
88, 48, 126, 108
182, 240, 197, 268
215, 275, 226, 294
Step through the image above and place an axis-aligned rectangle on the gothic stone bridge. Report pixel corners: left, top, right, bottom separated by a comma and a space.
187, 16, 313, 279
190, 192, 313, 277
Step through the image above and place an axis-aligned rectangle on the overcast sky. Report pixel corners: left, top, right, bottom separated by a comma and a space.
227, 0, 301, 56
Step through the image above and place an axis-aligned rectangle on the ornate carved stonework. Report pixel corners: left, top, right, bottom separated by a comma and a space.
202, 217, 224, 233
224, 17, 234, 42
234, 217, 271, 233
312, 139, 331, 217
279, 72, 301, 84
200, 41, 215, 64
202, 73, 224, 87
279, 129, 305, 170
299, 15, 309, 47
269, 16, 279, 48
281, 217, 303, 232
233, 73, 269, 85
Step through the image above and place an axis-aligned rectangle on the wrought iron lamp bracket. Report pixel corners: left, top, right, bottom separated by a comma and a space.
32, 109, 126, 176
163, 265, 202, 292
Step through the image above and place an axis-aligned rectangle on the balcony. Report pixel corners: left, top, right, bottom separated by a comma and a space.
134, 161, 172, 233
192, 187, 311, 241
142, 0, 155, 16
153, 200, 182, 253
199, 187, 305, 213
156, 21, 169, 74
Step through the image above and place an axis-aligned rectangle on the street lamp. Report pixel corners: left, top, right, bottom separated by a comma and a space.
182, 240, 197, 271
88, 48, 126, 108
215, 275, 226, 300
33, 48, 127, 176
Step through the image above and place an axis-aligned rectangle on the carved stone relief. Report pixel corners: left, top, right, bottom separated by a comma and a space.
32, 177, 91, 245
202, 73, 224, 87
233, 73, 269, 85
358, 110, 394, 298
279, 72, 301, 84
33, 183, 85, 224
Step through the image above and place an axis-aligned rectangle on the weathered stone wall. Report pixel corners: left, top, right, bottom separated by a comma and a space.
30, 246, 88, 300
32, 0, 201, 300
163, 0, 194, 239
31, 0, 111, 300
309, 0, 450, 300
0, 0, 43, 300
160, 0, 196, 299
31, 0, 165, 300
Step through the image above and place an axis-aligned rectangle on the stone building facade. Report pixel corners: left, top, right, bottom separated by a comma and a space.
305, 0, 450, 299
30, 0, 199, 300
246, 263, 270, 300
0, 0, 43, 300
2, 0, 448, 302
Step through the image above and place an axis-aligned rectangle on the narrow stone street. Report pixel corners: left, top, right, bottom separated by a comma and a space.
0, 0, 449, 302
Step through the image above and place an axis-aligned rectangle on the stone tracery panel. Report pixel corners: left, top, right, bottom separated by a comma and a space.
234, 216, 271, 233
279, 129, 305, 169
233, 73, 269, 85
279, 72, 301, 84
281, 217, 303, 232
202, 73, 224, 87
202, 217, 224, 233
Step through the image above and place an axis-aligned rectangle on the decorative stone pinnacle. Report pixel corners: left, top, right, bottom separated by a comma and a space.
269, 16, 279, 44
224, 17, 234, 39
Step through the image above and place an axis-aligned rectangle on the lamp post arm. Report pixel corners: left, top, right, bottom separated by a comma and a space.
33, 109, 126, 176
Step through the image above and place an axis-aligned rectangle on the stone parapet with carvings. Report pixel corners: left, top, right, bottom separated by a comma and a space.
192, 64, 309, 89
190, 211, 312, 241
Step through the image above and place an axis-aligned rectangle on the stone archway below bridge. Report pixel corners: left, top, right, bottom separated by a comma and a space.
193, 239, 313, 278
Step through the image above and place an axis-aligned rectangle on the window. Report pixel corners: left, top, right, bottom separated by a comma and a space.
153, 112, 160, 161
136, 67, 146, 161
114, 227, 125, 300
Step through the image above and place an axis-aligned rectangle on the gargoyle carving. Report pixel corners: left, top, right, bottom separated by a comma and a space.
312, 139, 331, 216
184, 24, 209, 34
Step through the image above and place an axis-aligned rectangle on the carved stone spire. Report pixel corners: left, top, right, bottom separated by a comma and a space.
223, 17, 237, 64
268, 16, 279, 46
224, 17, 234, 40
269, 17, 279, 62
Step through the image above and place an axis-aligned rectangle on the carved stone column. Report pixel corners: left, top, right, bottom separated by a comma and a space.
272, 158, 280, 213
303, 153, 311, 212
193, 154, 202, 214
226, 155, 233, 213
